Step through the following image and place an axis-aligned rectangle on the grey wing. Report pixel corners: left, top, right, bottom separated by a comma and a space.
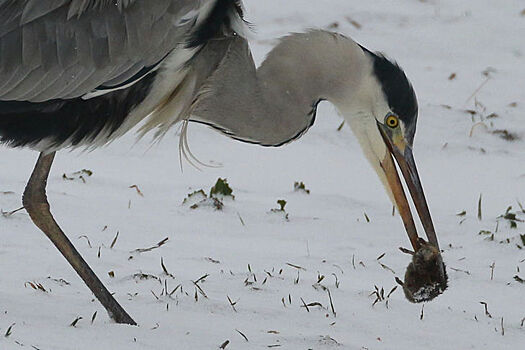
0, 0, 210, 102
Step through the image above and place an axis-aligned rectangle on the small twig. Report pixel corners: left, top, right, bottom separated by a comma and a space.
129, 185, 144, 197
78, 235, 92, 248
300, 298, 310, 312
132, 237, 169, 253
327, 289, 336, 317
227, 296, 237, 312
399, 247, 415, 255
1, 207, 25, 217
465, 77, 490, 105
4, 323, 15, 337
478, 194, 483, 221
237, 212, 246, 226
236, 329, 249, 342
69, 317, 82, 327
480, 301, 492, 318
286, 263, 306, 271
110, 231, 119, 249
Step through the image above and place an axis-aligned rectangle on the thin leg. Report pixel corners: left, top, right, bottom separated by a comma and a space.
23, 152, 136, 325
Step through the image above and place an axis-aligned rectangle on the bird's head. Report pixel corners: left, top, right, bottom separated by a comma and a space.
337, 45, 440, 256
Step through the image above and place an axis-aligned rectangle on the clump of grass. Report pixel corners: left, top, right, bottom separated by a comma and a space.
370, 285, 398, 308
62, 169, 93, 183
498, 206, 523, 229
293, 181, 310, 194
492, 129, 520, 141
210, 178, 234, 199
478, 205, 525, 248
270, 199, 289, 220
182, 179, 232, 210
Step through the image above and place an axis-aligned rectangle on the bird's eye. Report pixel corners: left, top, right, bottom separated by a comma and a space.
385, 115, 399, 128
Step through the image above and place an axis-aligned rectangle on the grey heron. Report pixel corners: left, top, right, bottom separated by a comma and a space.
0, 0, 445, 325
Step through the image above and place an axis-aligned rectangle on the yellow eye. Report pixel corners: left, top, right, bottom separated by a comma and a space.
385, 115, 399, 128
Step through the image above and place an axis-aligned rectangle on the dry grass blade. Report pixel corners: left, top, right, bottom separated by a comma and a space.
169, 284, 182, 296
478, 194, 483, 220
450, 267, 471, 275
480, 301, 492, 318
300, 298, 310, 312
227, 296, 237, 312
399, 247, 415, 255
69, 317, 82, 327
327, 289, 336, 317
465, 77, 490, 104
78, 235, 92, 248
161, 258, 175, 278
4, 323, 15, 337
1, 207, 24, 217
25, 281, 47, 292
379, 262, 396, 274
129, 185, 144, 197
194, 274, 209, 284
237, 212, 246, 226
286, 263, 306, 271
193, 282, 208, 299
387, 286, 398, 298
132, 237, 169, 253
236, 329, 249, 342
345, 17, 362, 29
303, 302, 323, 308
110, 231, 119, 249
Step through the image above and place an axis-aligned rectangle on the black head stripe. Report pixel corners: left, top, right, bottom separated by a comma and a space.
360, 45, 418, 144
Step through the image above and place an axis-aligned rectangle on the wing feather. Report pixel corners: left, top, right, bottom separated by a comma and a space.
0, 0, 209, 102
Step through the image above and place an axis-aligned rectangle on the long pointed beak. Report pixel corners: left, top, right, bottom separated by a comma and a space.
377, 125, 440, 251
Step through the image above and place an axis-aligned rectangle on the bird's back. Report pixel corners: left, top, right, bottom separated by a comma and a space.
0, 0, 244, 150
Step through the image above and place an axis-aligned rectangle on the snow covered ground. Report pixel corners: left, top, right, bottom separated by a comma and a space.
1, 0, 525, 349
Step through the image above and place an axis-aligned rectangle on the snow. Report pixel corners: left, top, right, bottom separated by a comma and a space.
1, 0, 525, 349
